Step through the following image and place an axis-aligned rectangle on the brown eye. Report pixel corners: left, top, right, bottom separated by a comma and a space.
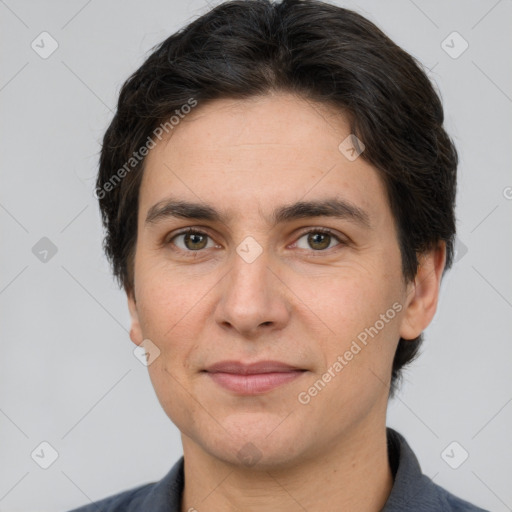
170, 229, 214, 252
295, 229, 343, 251
307, 232, 331, 250
183, 232, 208, 250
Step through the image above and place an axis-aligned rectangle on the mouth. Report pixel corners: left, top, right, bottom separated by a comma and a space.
202, 360, 307, 395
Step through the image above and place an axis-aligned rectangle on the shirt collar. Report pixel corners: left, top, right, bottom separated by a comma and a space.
382, 427, 446, 511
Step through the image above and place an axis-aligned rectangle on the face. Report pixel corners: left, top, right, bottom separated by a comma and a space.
127, 93, 434, 469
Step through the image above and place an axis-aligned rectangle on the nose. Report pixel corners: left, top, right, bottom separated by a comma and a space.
214, 248, 291, 339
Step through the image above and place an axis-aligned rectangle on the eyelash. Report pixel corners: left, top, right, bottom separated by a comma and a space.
165, 227, 346, 257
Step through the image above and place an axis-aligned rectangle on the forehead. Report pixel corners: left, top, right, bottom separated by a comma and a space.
139, 93, 389, 225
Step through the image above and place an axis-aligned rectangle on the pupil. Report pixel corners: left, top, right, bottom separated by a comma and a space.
309, 232, 330, 250
186, 233, 205, 249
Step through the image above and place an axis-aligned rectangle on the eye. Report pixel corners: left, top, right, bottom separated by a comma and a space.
294, 228, 344, 251
165, 227, 346, 255
168, 228, 217, 252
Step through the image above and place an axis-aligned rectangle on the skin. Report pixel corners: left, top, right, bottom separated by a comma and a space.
127, 92, 446, 512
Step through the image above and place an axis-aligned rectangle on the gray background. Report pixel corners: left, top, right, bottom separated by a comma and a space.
1, 0, 511, 511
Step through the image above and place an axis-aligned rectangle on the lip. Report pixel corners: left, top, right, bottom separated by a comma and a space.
203, 360, 307, 394
205, 360, 303, 374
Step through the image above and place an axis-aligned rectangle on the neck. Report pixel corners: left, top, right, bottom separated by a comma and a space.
180, 419, 393, 512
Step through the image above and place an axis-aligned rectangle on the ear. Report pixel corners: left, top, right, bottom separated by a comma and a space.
127, 289, 144, 346
399, 241, 447, 340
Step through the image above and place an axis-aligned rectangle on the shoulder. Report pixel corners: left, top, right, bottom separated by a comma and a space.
384, 428, 490, 512
433, 482, 490, 512
66, 457, 185, 512
66, 482, 155, 512
386, 470, 490, 512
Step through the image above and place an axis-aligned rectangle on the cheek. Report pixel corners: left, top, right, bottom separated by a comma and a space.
135, 258, 204, 335
137, 272, 208, 431
318, 269, 400, 334
146, 359, 200, 438
133, 270, 197, 374
310, 265, 403, 385
134, 259, 228, 376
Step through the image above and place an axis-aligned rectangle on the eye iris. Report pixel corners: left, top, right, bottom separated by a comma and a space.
308, 232, 330, 250
185, 232, 207, 250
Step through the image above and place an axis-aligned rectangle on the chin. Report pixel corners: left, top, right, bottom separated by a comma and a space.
190, 413, 312, 470
211, 438, 307, 472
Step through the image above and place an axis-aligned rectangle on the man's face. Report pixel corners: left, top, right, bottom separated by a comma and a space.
128, 93, 413, 468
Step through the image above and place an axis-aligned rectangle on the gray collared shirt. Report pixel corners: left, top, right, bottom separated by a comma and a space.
68, 428, 489, 511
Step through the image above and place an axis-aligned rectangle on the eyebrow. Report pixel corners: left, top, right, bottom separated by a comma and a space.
145, 197, 371, 229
